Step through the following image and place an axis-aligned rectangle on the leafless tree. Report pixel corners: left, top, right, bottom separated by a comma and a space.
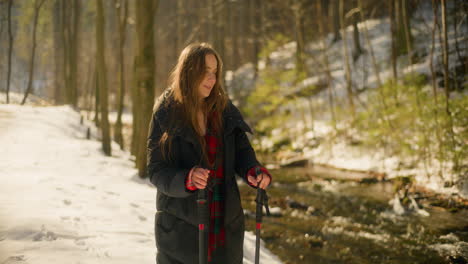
21, 0, 47, 105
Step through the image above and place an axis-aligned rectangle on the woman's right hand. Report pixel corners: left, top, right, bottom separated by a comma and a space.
190, 167, 210, 189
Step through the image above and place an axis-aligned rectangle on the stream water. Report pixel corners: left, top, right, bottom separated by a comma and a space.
239, 167, 468, 264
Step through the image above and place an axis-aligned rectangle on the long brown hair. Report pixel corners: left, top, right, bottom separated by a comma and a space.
159, 43, 228, 164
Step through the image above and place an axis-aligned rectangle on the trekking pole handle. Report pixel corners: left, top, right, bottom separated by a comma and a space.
255, 167, 271, 217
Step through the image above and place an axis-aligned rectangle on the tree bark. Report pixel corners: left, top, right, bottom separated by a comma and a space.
208, 0, 215, 45
96, 0, 111, 156
216, 0, 226, 70
61, 0, 72, 105
352, 9, 363, 62
441, 0, 450, 96
21, 0, 47, 105
401, 0, 413, 65
441, 0, 458, 172
395, 0, 413, 57
113, 0, 128, 150
317, 1, 336, 129
53, 0, 65, 104
134, 0, 158, 177
6, 0, 13, 104
358, 0, 381, 87
389, 0, 398, 82
330, 0, 341, 43
252, 0, 262, 79
176, 0, 184, 53
339, 0, 355, 118
232, 1, 240, 69
293, 1, 305, 80
94, 65, 100, 127
70, 0, 81, 107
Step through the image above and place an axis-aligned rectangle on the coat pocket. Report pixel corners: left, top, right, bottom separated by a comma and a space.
155, 211, 198, 262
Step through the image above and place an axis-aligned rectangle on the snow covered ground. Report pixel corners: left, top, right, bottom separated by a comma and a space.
0, 102, 282, 264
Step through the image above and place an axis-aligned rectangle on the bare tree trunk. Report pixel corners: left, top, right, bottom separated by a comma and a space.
389, 0, 398, 82
441, 0, 450, 96
224, 0, 232, 72
441, 0, 458, 172
134, 0, 158, 177
216, 0, 226, 71
452, 0, 465, 81
352, 10, 363, 62
84, 58, 94, 114
451, 0, 464, 92
358, 0, 381, 87
207, 0, 215, 45
293, 1, 305, 80
430, 0, 439, 103
94, 65, 100, 127
6, 0, 13, 104
330, 0, 341, 43
430, 0, 447, 178
70, 0, 81, 107
388, 0, 400, 107
61, 0, 72, 105
395, 0, 413, 57
232, 2, 240, 69
96, 0, 111, 156
339, 0, 355, 118
176, 0, 184, 53
213, 0, 227, 89
252, 0, 262, 79
318, 1, 336, 128
113, 0, 128, 150
402, 0, 413, 66
21, 0, 46, 105
53, 0, 65, 104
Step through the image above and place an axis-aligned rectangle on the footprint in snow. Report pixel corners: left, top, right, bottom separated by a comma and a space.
2, 255, 26, 263
32, 226, 57, 241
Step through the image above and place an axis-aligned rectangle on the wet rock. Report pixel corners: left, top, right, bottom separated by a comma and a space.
285, 196, 309, 210
389, 194, 406, 215
441, 233, 460, 243
307, 206, 323, 216
389, 193, 430, 216
447, 255, 467, 264
243, 209, 255, 218
264, 206, 282, 217
409, 196, 430, 217
280, 158, 309, 168
305, 234, 324, 248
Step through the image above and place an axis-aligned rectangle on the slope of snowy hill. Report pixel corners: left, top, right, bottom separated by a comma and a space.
229, 1, 467, 199
0, 102, 282, 264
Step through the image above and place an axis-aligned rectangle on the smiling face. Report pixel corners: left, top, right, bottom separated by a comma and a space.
198, 53, 218, 100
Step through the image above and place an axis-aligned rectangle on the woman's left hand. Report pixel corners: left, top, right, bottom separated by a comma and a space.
247, 173, 271, 189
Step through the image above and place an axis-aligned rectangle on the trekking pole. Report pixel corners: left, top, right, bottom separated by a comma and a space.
254, 167, 270, 264
197, 188, 209, 264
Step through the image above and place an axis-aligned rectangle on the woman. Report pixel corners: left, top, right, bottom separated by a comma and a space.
147, 42, 271, 264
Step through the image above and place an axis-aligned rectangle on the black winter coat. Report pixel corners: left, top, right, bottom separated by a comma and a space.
147, 92, 261, 264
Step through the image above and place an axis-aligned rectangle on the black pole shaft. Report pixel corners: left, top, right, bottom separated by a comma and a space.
197, 189, 208, 264
255, 166, 264, 264
255, 227, 261, 264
